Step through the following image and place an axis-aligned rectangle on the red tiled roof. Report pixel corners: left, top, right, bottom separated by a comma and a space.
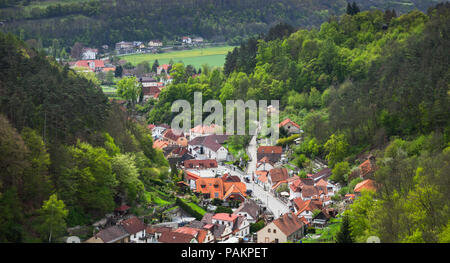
278, 118, 300, 129
272, 213, 304, 236
354, 179, 377, 193
163, 129, 185, 141
74, 59, 105, 69
257, 146, 282, 154
120, 217, 146, 235
257, 174, 268, 183
158, 231, 195, 243
153, 139, 169, 150
212, 213, 238, 222
269, 168, 289, 184
184, 159, 218, 169
223, 183, 247, 200
174, 227, 199, 237
146, 226, 172, 234
196, 229, 207, 243
359, 159, 375, 178
185, 170, 201, 181
295, 199, 321, 216
196, 178, 224, 199
301, 185, 319, 198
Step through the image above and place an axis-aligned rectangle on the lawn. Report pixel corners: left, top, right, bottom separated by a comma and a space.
187, 202, 207, 216
301, 218, 343, 243
120, 46, 235, 68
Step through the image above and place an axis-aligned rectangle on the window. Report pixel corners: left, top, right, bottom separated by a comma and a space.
214, 193, 219, 198
273, 229, 276, 233
268, 229, 271, 233
275, 238, 279, 243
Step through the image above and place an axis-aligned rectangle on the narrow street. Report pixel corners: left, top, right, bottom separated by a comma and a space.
220, 133, 290, 219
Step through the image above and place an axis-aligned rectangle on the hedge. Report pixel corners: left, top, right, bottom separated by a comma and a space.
175, 198, 204, 220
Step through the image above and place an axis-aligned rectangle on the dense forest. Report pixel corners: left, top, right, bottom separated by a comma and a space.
145, 3, 450, 242
0, 32, 171, 242
0, 0, 442, 48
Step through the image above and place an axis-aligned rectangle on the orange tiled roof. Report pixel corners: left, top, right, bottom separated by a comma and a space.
354, 179, 377, 193
184, 159, 218, 169
153, 139, 169, 150
278, 118, 300, 129
175, 227, 199, 237
359, 159, 375, 178
196, 178, 224, 199
258, 146, 283, 154
257, 173, 268, 183
316, 179, 328, 187
212, 213, 238, 222
223, 183, 247, 200
272, 213, 304, 236
185, 170, 201, 181
195, 178, 246, 200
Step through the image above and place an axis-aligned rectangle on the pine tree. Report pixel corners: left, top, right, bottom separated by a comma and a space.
352, 2, 360, 15
336, 215, 354, 243
346, 2, 353, 15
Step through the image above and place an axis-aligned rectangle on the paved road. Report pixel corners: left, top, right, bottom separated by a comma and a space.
220, 133, 290, 219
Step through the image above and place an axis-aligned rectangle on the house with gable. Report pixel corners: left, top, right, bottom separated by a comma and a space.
359, 155, 376, 179
233, 199, 261, 224
256, 212, 305, 243
278, 118, 302, 135
158, 231, 198, 243
354, 179, 377, 196
257, 146, 283, 164
256, 156, 275, 171
162, 129, 188, 147
85, 225, 130, 243
194, 177, 246, 202
292, 198, 322, 223
188, 134, 230, 161
145, 226, 172, 243
120, 217, 147, 243
268, 168, 289, 191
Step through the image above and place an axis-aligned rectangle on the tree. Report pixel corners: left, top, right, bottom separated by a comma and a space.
170, 63, 188, 84
36, 194, 68, 242
152, 59, 159, 73
324, 134, 349, 168
331, 161, 350, 184
21, 128, 52, 207
70, 42, 84, 59
336, 215, 354, 243
111, 154, 145, 204
60, 141, 117, 216
116, 76, 142, 113
115, 65, 123, 78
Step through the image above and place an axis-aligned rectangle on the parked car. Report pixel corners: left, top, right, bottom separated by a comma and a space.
246, 190, 253, 196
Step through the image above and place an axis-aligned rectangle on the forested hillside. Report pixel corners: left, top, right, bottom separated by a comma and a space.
0, 0, 441, 47
0, 32, 171, 242
146, 3, 450, 242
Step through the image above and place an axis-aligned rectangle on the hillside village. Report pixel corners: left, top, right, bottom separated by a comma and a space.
82, 116, 378, 243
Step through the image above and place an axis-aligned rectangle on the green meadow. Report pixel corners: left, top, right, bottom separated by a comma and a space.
120, 46, 235, 68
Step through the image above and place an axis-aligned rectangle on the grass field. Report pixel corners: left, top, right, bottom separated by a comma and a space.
120, 46, 235, 68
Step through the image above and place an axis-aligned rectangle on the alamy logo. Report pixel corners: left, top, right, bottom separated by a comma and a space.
171, 92, 279, 144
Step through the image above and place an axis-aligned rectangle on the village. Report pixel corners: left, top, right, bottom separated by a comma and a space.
57, 38, 381, 244
82, 111, 377, 243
